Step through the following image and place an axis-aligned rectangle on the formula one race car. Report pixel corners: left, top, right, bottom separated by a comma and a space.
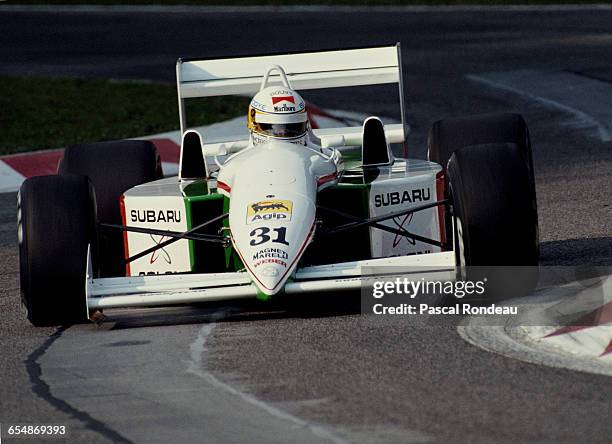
18, 44, 539, 326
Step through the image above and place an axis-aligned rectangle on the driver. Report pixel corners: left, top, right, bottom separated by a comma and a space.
247, 66, 310, 146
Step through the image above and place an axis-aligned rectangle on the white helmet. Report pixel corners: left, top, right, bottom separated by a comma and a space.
248, 65, 309, 145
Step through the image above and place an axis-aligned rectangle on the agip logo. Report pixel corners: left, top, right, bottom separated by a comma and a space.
247, 200, 293, 224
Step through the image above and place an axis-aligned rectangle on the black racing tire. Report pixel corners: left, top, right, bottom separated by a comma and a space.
428, 112, 538, 254
448, 143, 539, 298
58, 140, 162, 277
18, 175, 96, 326
427, 112, 534, 184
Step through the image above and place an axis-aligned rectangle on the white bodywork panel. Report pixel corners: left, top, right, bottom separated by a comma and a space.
122, 180, 192, 276
367, 159, 443, 258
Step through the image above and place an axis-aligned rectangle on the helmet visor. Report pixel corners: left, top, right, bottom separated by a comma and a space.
254, 122, 308, 138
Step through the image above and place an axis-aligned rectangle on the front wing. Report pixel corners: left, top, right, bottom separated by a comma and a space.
86, 249, 456, 310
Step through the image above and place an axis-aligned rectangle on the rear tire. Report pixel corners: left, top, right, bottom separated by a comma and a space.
18, 175, 95, 326
58, 140, 162, 277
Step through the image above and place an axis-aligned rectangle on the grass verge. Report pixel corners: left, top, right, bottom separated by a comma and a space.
0, 76, 248, 155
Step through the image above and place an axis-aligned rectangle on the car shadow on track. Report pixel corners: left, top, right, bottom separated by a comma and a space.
106, 291, 363, 330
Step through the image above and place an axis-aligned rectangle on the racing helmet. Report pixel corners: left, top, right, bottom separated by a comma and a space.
248, 65, 309, 145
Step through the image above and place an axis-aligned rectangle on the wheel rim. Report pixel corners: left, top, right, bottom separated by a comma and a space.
17, 191, 23, 245
455, 216, 467, 272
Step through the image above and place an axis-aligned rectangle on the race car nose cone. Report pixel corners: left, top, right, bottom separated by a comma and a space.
234, 215, 316, 297
251, 262, 288, 296
224, 141, 320, 298
261, 169, 296, 186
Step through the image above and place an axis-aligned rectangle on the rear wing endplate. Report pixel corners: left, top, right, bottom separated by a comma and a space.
176, 44, 405, 137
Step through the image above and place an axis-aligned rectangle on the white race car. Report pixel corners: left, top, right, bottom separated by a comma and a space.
18, 44, 539, 326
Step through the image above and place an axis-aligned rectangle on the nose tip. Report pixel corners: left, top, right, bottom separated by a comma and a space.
253, 262, 288, 295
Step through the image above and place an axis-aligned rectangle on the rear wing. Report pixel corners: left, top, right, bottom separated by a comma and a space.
175, 44, 406, 137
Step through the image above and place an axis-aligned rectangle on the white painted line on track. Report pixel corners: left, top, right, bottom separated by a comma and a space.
187, 310, 348, 444
3, 5, 612, 13
467, 72, 612, 142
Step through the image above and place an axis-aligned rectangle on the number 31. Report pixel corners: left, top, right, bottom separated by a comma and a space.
249, 227, 289, 246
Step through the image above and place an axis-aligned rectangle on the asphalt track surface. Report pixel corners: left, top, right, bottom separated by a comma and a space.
1, 7, 611, 443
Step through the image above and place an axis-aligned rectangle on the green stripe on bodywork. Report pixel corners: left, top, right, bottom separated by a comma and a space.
256, 288, 270, 301
182, 180, 224, 271
304, 178, 371, 265
221, 195, 244, 271
184, 185, 243, 273
183, 180, 211, 200
184, 196, 196, 270
223, 196, 232, 269
340, 149, 363, 171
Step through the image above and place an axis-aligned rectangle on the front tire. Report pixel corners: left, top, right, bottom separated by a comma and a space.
448, 143, 539, 298
428, 112, 538, 257
448, 143, 538, 266
427, 112, 534, 185
19, 175, 95, 326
